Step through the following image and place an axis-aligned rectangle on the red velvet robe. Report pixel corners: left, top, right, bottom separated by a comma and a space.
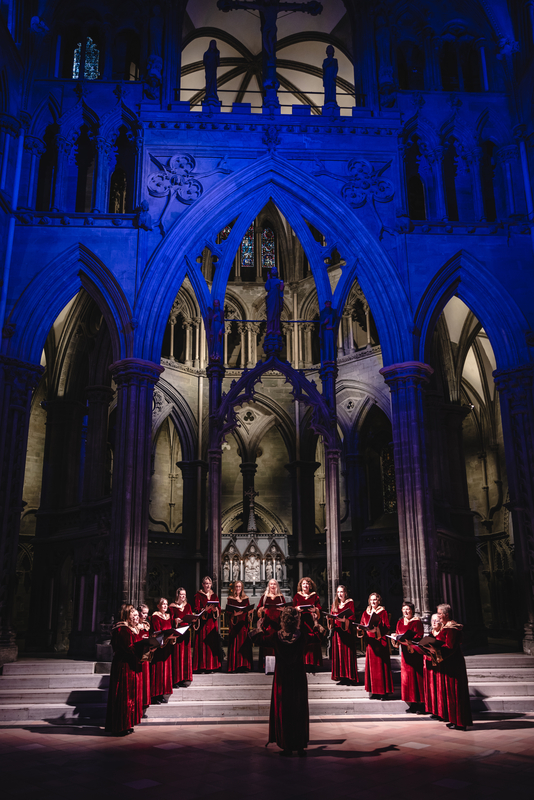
396, 616, 425, 703
254, 629, 309, 752
423, 654, 440, 716
226, 596, 253, 672
360, 607, 393, 695
257, 594, 286, 667
193, 591, 221, 671
137, 621, 152, 707
330, 600, 358, 682
150, 612, 174, 697
435, 623, 472, 727
105, 624, 143, 734
293, 592, 323, 667
169, 602, 193, 684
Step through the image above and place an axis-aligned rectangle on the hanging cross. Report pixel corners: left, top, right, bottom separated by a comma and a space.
218, 0, 323, 107
244, 487, 259, 505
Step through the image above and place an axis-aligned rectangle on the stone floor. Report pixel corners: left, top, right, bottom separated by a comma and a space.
1, 715, 534, 800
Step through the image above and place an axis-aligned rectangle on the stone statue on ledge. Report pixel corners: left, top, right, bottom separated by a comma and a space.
207, 299, 225, 361
319, 300, 338, 363
322, 45, 338, 108
204, 40, 220, 105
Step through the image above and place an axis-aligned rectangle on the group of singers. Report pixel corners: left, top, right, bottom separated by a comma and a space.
105, 577, 471, 737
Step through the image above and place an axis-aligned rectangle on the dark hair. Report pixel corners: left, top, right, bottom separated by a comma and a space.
280, 606, 299, 634
297, 576, 316, 594
175, 587, 187, 600
333, 585, 349, 612
402, 601, 415, 615
120, 604, 136, 622
138, 603, 149, 614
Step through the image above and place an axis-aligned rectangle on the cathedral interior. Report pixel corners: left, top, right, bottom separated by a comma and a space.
1, 0, 534, 664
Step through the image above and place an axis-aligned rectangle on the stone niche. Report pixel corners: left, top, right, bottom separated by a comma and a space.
221, 532, 289, 603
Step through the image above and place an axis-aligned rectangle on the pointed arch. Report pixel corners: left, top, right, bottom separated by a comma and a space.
151, 377, 198, 462
475, 108, 512, 148
413, 250, 532, 370
6, 243, 134, 365
135, 155, 412, 368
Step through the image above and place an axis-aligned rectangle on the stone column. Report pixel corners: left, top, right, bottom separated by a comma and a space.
82, 385, 114, 503
250, 322, 260, 366
475, 38, 489, 91
237, 322, 246, 368
40, 399, 87, 512
380, 362, 436, 624
193, 318, 200, 368
0, 356, 43, 664
469, 147, 486, 221
240, 462, 258, 527
207, 362, 225, 592
23, 136, 46, 209
431, 147, 448, 220
168, 316, 176, 359
302, 322, 314, 367
285, 460, 320, 564
494, 365, 534, 654
282, 322, 292, 364
422, 27, 442, 91
496, 146, 519, 217
325, 447, 342, 604
52, 135, 72, 211
93, 136, 112, 213
245, 322, 253, 368
177, 460, 208, 544
345, 452, 367, 536
223, 322, 231, 368
108, 358, 164, 612
183, 317, 193, 366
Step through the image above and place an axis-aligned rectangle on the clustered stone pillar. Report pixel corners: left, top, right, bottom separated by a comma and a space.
0, 355, 43, 664
207, 362, 225, 592
82, 385, 114, 502
319, 362, 342, 605
108, 358, 164, 613
380, 361, 436, 625
494, 365, 534, 655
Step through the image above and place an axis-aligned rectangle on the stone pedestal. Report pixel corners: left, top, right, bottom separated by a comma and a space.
108, 358, 164, 613
494, 365, 534, 655
0, 356, 43, 664
380, 361, 436, 624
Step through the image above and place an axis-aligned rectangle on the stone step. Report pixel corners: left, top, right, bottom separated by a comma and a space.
1, 678, 533, 706
0, 674, 110, 689
2, 660, 99, 676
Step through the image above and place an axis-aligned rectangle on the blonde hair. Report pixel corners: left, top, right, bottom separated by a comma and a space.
332, 585, 349, 612
175, 587, 187, 601
120, 604, 136, 622
156, 597, 168, 608
264, 578, 281, 598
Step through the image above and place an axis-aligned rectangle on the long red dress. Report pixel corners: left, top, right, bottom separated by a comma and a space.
169, 602, 193, 685
193, 591, 221, 671
396, 616, 425, 704
257, 594, 286, 669
435, 622, 472, 728
105, 624, 143, 734
226, 596, 253, 672
293, 592, 323, 668
254, 629, 309, 752
330, 600, 358, 682
423, 653, 441, 716
360, 606, 394, 696
137, 621, 152, 707
150, 612, 174, 697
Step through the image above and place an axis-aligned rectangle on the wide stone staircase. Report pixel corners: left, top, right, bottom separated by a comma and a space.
1, 652, 533, 724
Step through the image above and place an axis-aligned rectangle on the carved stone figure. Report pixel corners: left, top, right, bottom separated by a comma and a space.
322, 45, 338, 107
319, 300, 338, 362
245, 554, 261, 582
223, 560, 230, 582
263, 267, 284, 354
204, 40, 220, 105
134, 200, 153, 231
232, 559, 240, 580
144, 55, 163, 100
275, 561, 283, 582
265, 559, 273, 580
207, 299, 225, 361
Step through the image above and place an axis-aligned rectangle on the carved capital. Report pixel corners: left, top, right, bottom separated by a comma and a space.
380, 361, 434, 388
24, 136, 46, 157
85, 385, 115, 405
109, 358, 164, 387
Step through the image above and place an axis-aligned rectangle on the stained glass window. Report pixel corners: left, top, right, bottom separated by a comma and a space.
72, 37, 100, 80
218, 225, 232, 242
261, 227, 276, 272
241, 224, 255, 269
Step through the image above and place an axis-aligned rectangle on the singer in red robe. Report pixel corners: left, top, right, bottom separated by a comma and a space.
423, 614, 443, 719
434, 604, 472, 730
251, 606, 308, 756
328, 585, 358, 684
358, 592, 393, 698
105, 604, 144, 736
150, 597, 175, 703
226, 580, 253, 672
193, 576, 221, 672
394, 602, 425, 713
257, 578, 286, 670
137, 604, 152, 708
293, 577, 323, 669
169, 588, 194, 687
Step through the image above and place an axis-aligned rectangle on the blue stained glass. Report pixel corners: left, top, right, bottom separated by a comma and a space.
241, 224, 255, 268
219, 225, 232, 242
72, 37, 100, 80
261, 227, 275, 271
